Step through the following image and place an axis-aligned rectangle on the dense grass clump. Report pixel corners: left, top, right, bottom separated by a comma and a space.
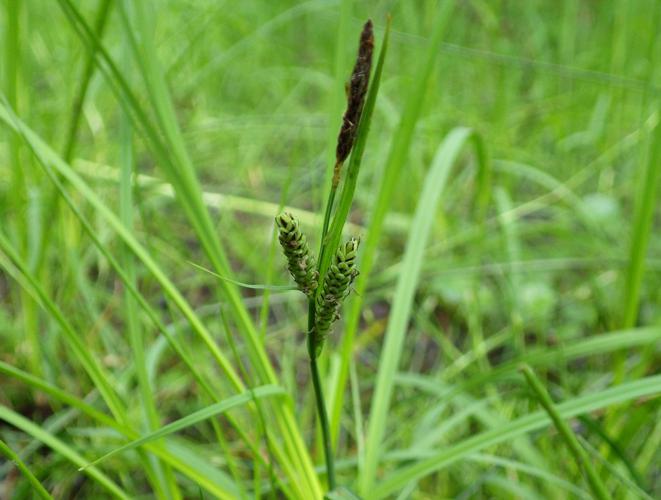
0, 1, 660, 499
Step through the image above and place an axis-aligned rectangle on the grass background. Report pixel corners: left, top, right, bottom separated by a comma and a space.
1, 0, 660, 498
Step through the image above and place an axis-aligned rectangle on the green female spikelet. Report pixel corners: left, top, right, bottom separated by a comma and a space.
276, 212, 318, 296
313, 237, 360, 356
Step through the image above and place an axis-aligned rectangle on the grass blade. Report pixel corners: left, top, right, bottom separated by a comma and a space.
621, 113, 661, 328
359, 126, 489, 493
520, 364, 610, 500
117, 51, 179, 497
82, 385, 286, 470
449, 326, 661, 396
0, 438, 53, 499
188, 261, 297, 291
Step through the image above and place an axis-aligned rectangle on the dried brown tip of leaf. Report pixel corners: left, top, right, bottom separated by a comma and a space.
334, 19, 374, 176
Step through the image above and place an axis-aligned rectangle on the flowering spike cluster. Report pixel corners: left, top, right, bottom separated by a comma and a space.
275, 212, 318, 297
313, 238, 360, 356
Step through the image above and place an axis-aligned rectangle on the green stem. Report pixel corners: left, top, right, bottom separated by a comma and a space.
308, 156, 343, 492
317, 163, 341, 281
307, 298, 336, 491
520, 364, 610, 500
0, 438, 53, 500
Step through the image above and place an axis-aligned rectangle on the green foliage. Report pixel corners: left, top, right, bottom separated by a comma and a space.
0, 1, 659, 498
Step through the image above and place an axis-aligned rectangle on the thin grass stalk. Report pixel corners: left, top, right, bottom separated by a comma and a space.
578, 415, 647, 491
520, 365, 610, 500
63, 0, 112, 161
617, 3, 661, 389
307, 317, 336, 490
0, 439, 53, 500
118, 58, 180, 499
611, 111, 661, 398
577, 435, 653, 500
621, 113, 661, 329
358, 127, 486, 494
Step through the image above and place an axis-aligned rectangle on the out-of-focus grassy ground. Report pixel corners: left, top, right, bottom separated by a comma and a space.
0, 1, 659, 498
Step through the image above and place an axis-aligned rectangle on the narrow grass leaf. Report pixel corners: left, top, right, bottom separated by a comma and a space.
117, 67, 178, 498
359, 126, 488, 493
520, 364, 610, 500
0, 439, 53, 499
188, 261, 298, 291
83, 385, 285, 469
622, 113, 661, 327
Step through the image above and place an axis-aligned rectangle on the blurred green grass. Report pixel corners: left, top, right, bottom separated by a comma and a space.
0, 0, 660, 498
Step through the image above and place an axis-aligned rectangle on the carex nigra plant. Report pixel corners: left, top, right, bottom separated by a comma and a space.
275, 19, 381, 494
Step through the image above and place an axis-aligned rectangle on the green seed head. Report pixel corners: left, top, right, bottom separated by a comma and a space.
313, 237, 360, 356
276, 212, 318, 297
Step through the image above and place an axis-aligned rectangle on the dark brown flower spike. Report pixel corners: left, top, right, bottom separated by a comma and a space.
333, 19, 374, 187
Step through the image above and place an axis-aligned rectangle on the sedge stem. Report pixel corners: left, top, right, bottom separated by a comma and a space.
317, 161, 342, 272
307, 299, 336, 491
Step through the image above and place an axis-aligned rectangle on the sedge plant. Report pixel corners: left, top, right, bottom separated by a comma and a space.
275, 19, 386, 493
